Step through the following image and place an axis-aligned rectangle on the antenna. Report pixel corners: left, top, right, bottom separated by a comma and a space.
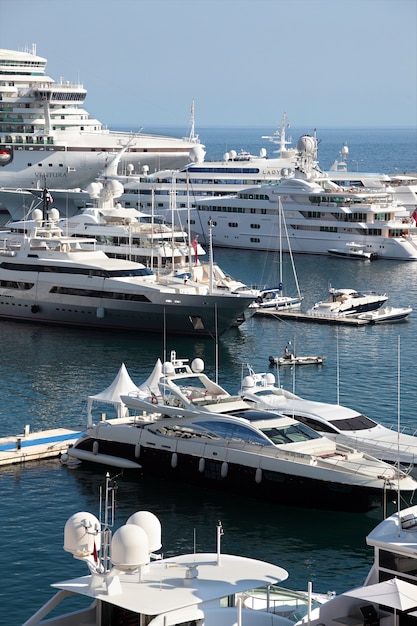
216, 520, 224, 566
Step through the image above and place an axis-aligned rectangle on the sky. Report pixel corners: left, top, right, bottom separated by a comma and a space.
0, 0, 416, 131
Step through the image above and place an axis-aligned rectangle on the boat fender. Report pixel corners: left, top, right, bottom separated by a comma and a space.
255, 467, 262, 484
221, 461, 228, 478
93, 441, 99, 455
96, 307, 105, 319
171, 452, 178, 468
199, 457, 205, 473
31, 304, 40, 314
135, 444, 141, 458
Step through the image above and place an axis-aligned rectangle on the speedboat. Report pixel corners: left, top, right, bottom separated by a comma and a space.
295, 503, 417, 626
0, 209, 255, 336
23, 473, 314, 626
356, 306, 412, 324
240, 370, 417, 469
67, 353, 417, 512
0, 47, 202, 194
308, 287, 388, 317
328, 242, 379, 260
253, 287, 303, 313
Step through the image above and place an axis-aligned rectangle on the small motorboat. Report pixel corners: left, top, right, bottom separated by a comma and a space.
328, 242, 379, 260
269, 354, 326, 366
269, 343, 326, 366
356, 305, 412, 323
308, 287, 388, 316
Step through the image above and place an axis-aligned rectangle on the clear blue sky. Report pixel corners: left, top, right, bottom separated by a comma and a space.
1, 0, 416, 130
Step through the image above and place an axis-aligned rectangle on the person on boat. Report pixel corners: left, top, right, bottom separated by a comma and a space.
284, 343, 292, 359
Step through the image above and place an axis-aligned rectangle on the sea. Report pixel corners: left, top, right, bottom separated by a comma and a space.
1, 126, 417, 626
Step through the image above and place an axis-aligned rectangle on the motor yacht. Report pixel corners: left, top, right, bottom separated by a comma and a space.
0, 211, 254, 336
240, 370, 417, 469
190, 135, 417, 261
308, 287, 388, 317
22, 473, 312, 626
67, 353, 417, 512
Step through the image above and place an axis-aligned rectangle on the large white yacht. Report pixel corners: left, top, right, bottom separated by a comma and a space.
189, 136, 417, 261
0, 46, 202, 191
0, 211, 255, 336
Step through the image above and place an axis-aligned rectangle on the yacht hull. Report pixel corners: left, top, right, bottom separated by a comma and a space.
0, 290, 252, 336
69, 433, 413, 513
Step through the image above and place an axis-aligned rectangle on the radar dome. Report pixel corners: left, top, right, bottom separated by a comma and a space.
224, 152, 230, 161
241, 375, 255, 390
259, 148, 267, 158
107, 179, 124, 196
85, 182, 103, 198
265, 373, 275, 385
229, 150, 237, 160
32, 209, 43, 223
64, 512, 101, 558
111, 524, 149, 571
162, 361, 175, 376
49, 208, 60, 222
127, 511, 161, 552
189, 145, 206, 163
191, 358, 204, 373
296, 135, 316, 156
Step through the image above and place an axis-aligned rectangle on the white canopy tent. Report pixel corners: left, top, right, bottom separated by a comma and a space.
86, 361, 162, 426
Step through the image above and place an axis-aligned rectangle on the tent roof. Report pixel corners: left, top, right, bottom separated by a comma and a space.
87, 363, 141, 425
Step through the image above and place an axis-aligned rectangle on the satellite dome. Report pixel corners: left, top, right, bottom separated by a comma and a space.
127, 511, 161, 552
107, 179, 124, 196
189, 144, 206, 163
64, 512, 101, 558
296, 135, 316, 156
111, 524, 149, 571
265, 373, 275, 385
32, 209, 43, 223
141, 165, 149, 174
49, 208, 60, 222
341, 144, 349, 156
229, 150, 237, 160
224, 152, 230, 161
241, 375, 255, 390
162, 361, 175, 376
191, 358, 204, 373
85, 182, 103, 198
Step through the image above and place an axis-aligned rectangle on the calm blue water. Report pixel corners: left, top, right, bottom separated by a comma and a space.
1, 127, 417, 626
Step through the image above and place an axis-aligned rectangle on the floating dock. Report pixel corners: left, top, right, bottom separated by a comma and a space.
0, 426, 84, 467
255, 310, 370, 325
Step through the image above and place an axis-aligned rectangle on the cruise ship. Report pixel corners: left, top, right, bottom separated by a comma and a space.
0, 46, 202, 192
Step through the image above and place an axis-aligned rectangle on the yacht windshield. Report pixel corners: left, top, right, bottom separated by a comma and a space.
328, 414, 377, 431
261, 422, 323, 445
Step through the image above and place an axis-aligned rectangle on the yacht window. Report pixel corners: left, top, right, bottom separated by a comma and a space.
260, 423, 322, 445
284, 413, 338, 434
328, 414, 376, 431
378, 549, 417, 579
